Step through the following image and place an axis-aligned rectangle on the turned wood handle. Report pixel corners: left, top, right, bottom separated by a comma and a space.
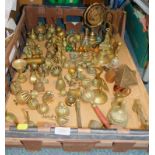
92, 105, 110, 128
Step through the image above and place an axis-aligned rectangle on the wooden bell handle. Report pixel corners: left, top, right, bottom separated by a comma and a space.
92, 105, 110, 128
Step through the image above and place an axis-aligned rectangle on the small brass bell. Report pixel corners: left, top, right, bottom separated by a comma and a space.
37, 103, 49, 115
55, 102, 70, 117
55, 74, 66, 92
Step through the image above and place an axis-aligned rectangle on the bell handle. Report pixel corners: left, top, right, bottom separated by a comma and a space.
92, 105, 110, 128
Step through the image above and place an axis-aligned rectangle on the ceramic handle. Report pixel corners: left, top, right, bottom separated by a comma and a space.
92, 105, 110, 128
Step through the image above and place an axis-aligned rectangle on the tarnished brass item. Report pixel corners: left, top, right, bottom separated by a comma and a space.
16, 90, 31, 105
51, 66, 62, 76
10, 81, 22, 95
55, 102, 70, 117
132, 99, 149, 129
56, 74, 66, 92
42, 91, 54, 104
29, 29, 37, 40
28, 98, 39, 110
37, 103, 49, 115
115, 64, 138, 88
107, 100, 128, 127
12, 59, 27, 83
56, 117, 69, 126
65, 95, 76, 107
6, 112, 18, 125
33, 80, 45, 92
88, 120, 103, 129
81, 89, 94, 103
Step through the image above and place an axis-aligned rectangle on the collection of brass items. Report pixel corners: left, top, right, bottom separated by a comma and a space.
7, 3, 147, 130
132, 99, 149, 129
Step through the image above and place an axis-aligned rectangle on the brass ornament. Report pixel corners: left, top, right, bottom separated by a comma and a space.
28, 29, 37, 40
42, 91, 54, 104
81, 89, 94, 103
16, 90, 31, 105
51, 65, 62, 77
55, 102, 70, 117
33, 80, 45, 92
56, 117, 69, 126
107, 100, 128, 127
28, 98, 39, 110
10, 81, 22, 95
37, 103, 49, 115
55, 74, 66, 92
30, 71, 38, 84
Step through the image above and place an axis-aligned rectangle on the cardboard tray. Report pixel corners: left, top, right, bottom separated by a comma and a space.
5, 5, 149, 152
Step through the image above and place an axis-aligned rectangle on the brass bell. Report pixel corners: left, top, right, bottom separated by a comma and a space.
55, 102, 70, 117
